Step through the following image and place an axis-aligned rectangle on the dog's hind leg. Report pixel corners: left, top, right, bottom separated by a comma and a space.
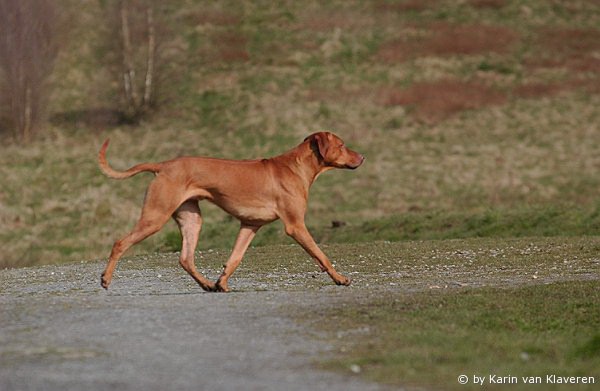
173, 200, 215, 291
101, 178, 181, 289
215, 224, 260, 292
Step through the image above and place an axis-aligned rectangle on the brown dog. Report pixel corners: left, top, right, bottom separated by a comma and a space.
98, 132, 364, 292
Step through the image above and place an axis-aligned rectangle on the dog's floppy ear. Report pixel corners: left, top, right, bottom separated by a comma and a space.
304, 132, 330, 161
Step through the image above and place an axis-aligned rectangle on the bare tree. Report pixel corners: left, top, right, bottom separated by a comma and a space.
0, 0, 59, 143
103, 0, 163, 121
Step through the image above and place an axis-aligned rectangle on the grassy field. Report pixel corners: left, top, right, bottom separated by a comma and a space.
1, 0, 600, 268
312, 280, 600, 391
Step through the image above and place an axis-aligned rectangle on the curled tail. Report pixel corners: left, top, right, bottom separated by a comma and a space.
98, 139, 161, 179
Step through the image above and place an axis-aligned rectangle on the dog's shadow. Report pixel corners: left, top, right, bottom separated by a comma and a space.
105, 288, 278, 296
106, 290, 204, 297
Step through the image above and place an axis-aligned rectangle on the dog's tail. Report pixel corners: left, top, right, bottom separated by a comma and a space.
98, 139, 161, 179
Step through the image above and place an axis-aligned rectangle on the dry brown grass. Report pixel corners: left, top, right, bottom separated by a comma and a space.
295, 15, 351, 31
526, 55, 600, 74
184, 9, 241, 26
467, 0, 507, 9
526, 27, 600, 75
511, 82, 566, 99
374, 0, 439, 12
279, 40, 320, 52
377, 22, 518, 62
305, 87, 369, 102
539, 27, 600, 54
294, 8, 374, 32
511, 78, 600, 99
570, 56, 600, 73
212, 31, 249, 62
418, 23, 517, 56
385, 76, 598, 119
382, 79, 506, 122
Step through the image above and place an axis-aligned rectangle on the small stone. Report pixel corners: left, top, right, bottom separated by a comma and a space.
350, 364, 361, 374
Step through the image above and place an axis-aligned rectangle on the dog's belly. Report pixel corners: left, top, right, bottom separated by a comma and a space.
230, 205, 278, 224
210, 196, 278, 224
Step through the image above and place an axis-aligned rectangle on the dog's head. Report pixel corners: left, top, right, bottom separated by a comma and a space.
304, 132, 364, 169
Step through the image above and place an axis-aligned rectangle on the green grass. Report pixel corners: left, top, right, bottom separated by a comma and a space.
155, 203, 600, 253
309, 203, 600, 243
312, 281, 600, 390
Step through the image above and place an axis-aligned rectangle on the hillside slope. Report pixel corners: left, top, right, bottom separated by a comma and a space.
2, 0, 600, 267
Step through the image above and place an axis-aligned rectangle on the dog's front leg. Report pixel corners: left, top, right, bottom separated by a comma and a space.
283, 220, 350, 286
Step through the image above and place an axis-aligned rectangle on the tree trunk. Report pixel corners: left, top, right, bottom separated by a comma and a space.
143, 5, 155, 110
120, 0, 138, 115
23, 85, 32, 143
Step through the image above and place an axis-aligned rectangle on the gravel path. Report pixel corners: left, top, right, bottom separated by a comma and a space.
1, 260, 398, 391
1, 243, 598, 391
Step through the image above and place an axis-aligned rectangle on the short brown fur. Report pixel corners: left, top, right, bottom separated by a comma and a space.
98, 132, 364, 292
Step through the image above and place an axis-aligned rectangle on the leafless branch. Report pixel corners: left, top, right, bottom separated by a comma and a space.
0, 0, 59, 143
101, 0, 165, 122
143, 6, 155, 108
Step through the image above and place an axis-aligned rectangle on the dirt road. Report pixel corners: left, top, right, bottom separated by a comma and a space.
1, 259, 397, 391
1, 240, 598, 391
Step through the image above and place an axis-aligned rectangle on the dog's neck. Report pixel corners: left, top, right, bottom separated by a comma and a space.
274, 141, 330, 190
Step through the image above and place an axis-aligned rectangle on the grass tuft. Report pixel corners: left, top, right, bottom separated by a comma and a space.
576, 335, 600, 359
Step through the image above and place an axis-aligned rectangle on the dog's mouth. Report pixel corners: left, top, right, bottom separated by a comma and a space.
345, 155, 364, 169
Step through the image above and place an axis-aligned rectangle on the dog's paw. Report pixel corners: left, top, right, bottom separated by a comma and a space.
201, 282, 218, 292
334, 275, 351, 286
100, 274, 110, 290
215, 279, 231, 293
